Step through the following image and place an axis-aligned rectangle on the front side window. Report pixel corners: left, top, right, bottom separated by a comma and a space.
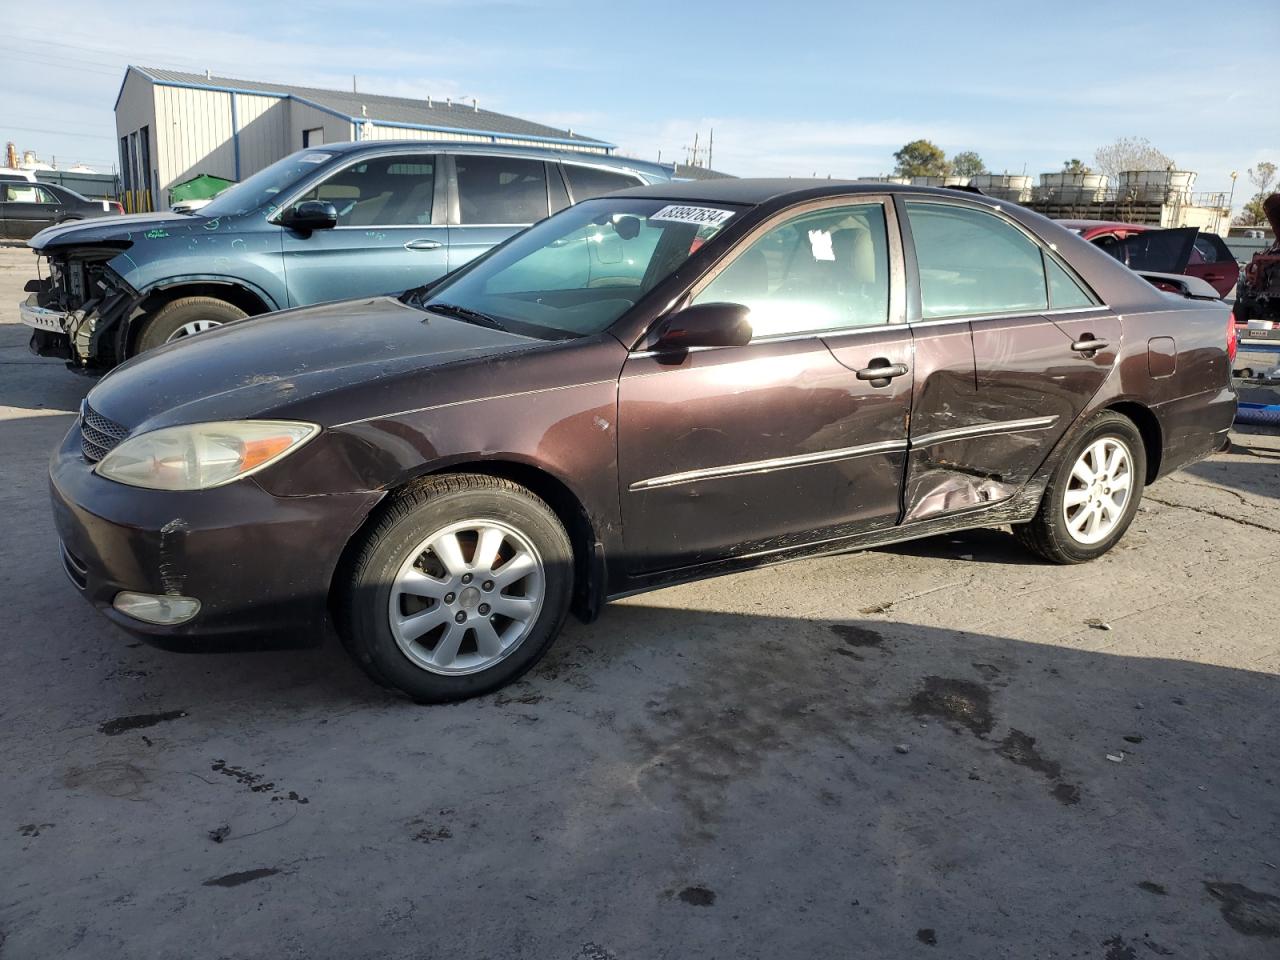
562, 164, 642, 202
693, 203, 890, 338
906, 202, 1048, 318
419, 198, 740, 339
296, 154, 435, 226
456, 155, 548, 225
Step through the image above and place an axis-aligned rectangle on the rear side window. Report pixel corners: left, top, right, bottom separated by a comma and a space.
562, 164, 642, 202
456, 155, 549, 224
1045, 255, 1095, 309
1193, 233, 1231, 264
5, 184, 56, 204
298, 154, 435, 226
905, 202, 1048, 318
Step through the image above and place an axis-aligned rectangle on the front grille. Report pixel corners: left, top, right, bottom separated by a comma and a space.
80, 403, 129, 462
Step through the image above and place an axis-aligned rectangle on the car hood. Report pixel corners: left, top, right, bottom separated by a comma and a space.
86, 296, 544, 431
29, 212, 199, 251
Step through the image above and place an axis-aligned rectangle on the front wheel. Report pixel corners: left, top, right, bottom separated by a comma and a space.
1016, 411, 1147, 564
337, 474, 574, 702
133, 296, 246, 353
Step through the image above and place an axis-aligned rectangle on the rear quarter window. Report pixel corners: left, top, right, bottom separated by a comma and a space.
562, 165, 643, 202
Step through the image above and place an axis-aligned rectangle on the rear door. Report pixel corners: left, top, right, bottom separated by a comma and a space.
446, 154, 553, 270
279, 152, 447, 305
617, 197, 913, 573
899, 199, 1120, 521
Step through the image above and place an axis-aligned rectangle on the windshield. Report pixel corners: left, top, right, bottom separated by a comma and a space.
198, 149, 341, 218
417, 197, 742, 339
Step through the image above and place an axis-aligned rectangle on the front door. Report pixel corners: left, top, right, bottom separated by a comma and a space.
617, 198, 913, 574
279, 152, 448, 305
2, 183, 59, 239
898, 199, 1121, 521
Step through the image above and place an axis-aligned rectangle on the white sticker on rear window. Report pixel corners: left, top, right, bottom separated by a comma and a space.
649, 205, 735, 227
299, 153, 331, 164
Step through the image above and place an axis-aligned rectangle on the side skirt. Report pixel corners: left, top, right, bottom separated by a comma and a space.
607, 479, 1046, 601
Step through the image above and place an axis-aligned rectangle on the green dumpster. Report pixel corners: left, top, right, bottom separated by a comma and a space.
169, 174, 236, 206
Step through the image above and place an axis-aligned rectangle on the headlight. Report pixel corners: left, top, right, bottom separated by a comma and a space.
95, 420, 319, 490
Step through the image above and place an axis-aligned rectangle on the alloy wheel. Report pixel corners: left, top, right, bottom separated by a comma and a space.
165, 319, 223, 342
387, 519, 545, 675
1062, 436, 1133, 545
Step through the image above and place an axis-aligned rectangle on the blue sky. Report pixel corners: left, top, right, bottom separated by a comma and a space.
7, 0, 1278, 209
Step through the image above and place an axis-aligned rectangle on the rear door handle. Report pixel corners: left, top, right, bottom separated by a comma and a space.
855, 360, 909, 387
404, 239, 443, 251
1070, 337, 1109, 354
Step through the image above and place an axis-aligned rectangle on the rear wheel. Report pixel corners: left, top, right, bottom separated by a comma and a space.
134, 296, 246, 353
1016, 410, 1147, 564
337, 474, 573, 702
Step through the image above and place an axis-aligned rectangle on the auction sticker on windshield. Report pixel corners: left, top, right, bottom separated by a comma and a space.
650, 205, 736, 226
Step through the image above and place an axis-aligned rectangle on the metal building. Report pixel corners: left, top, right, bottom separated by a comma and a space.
113, 66, 616, 211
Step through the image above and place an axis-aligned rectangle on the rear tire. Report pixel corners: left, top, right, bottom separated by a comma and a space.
1015, 410, 1147, 564
337, 474, 574, 703
134, 296, 246, 353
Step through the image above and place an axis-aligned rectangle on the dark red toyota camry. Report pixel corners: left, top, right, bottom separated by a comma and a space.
50, 180, 1236, 701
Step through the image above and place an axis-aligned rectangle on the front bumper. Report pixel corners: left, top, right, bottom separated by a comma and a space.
49, 421, 383, 649
19, 295, 69, 333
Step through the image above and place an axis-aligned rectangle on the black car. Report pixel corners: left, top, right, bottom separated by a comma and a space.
2, 182, 121, 240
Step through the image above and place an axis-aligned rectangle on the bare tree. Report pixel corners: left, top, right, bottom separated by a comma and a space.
1093, 137, 1174, 182
1248, 162, 1277, 195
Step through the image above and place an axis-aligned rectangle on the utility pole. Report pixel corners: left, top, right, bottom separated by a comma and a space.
708, 128, 714, 172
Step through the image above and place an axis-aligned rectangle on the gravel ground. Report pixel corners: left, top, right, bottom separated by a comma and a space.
1, 243, 1278, 959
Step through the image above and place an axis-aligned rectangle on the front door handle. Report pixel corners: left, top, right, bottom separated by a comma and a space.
855, 359, 909, 387
404, 239, 444, 251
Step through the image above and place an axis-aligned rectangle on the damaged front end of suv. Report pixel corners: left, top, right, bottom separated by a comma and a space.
24, 239, 141, 370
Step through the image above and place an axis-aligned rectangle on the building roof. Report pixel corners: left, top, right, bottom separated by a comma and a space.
614, 178, 1019, 206
671, 163, 736, 181
128, 66, 614, 150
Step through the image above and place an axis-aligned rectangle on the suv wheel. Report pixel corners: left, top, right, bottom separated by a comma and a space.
1016, 410, 1147, 564
338, 474, 574, 702
134, 296, 246, 353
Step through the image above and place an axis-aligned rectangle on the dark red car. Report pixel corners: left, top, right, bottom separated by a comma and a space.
51, 181, 1236, 701
1059, 219, 1240, 297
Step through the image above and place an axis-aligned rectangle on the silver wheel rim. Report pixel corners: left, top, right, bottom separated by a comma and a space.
388, 519, 545, 676
165, 319, 222, 343
1062, 436, 1133, 545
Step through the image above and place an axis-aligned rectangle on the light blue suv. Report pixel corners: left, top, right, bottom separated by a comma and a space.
22, 141, 671, 369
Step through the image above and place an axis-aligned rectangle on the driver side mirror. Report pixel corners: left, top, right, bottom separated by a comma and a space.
652, 302, 753, 352
281, 200, 338, 233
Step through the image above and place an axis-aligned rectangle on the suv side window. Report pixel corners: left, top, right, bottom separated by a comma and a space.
693, 203, 890, 338
296, 154, 435, 226
455, 155, 549, 225
905, 202, 1048, 318
562, 164, 643, 202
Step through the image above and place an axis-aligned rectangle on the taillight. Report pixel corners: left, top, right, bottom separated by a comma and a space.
1228, 311, 1238, 365
109, 201, 124, 214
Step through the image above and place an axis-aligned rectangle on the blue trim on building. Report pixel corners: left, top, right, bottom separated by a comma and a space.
229, 93, 241, 180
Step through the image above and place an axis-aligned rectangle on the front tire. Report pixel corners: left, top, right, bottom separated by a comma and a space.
338, 474, 574, 702
134, 296, 246, 353
1016, 410, 1147, 564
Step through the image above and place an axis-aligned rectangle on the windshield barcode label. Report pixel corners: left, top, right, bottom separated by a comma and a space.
650, 205, 735, 226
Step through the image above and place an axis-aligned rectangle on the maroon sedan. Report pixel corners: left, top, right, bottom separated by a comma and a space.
51, 181, 1236, 701
1059, 219, 1240, 297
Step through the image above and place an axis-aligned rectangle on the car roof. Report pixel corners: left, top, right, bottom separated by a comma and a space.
316, 139, 673, 180
1057, 219, 1147, 231
610, 178, 1001, 206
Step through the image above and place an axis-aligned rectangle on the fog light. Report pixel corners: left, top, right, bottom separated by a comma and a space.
112, 591, 201, 625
